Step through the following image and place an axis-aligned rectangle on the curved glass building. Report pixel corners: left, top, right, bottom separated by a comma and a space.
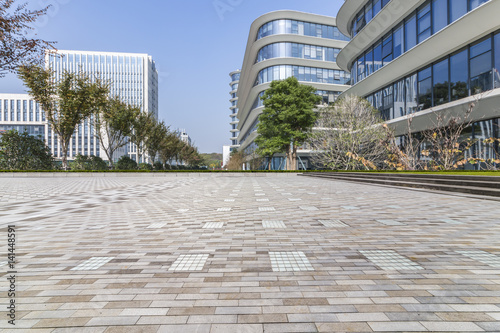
336, 0, 500, 163
236, 10, 351, 170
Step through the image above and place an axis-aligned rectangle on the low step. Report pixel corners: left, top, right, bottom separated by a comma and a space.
300, 173, 500, 198
303, 172, 500, 189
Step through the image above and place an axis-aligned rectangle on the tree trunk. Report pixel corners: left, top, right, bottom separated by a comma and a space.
291, 145, 298, 171
61, 138, 69, 170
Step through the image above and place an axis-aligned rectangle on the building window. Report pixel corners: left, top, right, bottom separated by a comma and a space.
365, 48, 374, 76
417, 2, 432, 43
357, 54, 365, 82
394, 79, 405, 118
450, 0, 468, 22
469, 0, 489, 10
405, 74, 418, 114
470, 37, 492, 94
433, 58, 450, 106
418, 66, 432, 111
393, 24, 404, 59
382, 85, 393, 120
432, 0, 448, 34
382, 33, 393, 65
374, 41, 383, 72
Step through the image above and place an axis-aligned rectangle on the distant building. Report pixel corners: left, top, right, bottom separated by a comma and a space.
0, 50, 159, 163
179, 129, 191, 146
229, 70, 241, 152
222, 145, 231, 167
47, 50, 158, 162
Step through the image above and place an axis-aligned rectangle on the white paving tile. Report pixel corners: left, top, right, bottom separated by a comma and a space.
319, 220, 349, 228
259, 207, 275, 212
360, 250, 423, 271
300, 206, 318, 211
217, 208, 232, 212
147, 223, 166, 229
224, 199, 235, 202
169, 254, 209, 271
176, 209, 189, 213
376, 220, 404, 226
203, 222, 224, 229
262, 220, 286, 228
270, 251, 314, 272
288, 198, 302, 201
71, 257, 114, 271
256, 198, 269, 202
441, 219, 463, 225
457, 250, 500, 268
342, 206, 359, 210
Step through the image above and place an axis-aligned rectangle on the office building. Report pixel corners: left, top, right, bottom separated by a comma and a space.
0, 51, 159, 163
235, 10, 351, 170
47, 50, 159, 162
336, 0, 500, 163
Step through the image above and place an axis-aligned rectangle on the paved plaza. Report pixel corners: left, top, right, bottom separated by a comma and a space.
1, 174, 500, 332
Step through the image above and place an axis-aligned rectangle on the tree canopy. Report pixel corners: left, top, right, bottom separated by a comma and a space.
256, 77, 321, 170
18, 64, 109, 169
0, 0, 55, 77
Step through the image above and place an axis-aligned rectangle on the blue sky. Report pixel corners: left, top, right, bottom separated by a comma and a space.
1, 0, 345, 153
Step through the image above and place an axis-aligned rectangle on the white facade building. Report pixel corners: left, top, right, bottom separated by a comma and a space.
0, 51, 159, 163
47, 50, 158, 162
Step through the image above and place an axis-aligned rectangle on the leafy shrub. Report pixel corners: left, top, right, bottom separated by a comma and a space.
115, 156, 138, 170
70, 155, 108, 171
0, 130, 54, 170
138, 163, 153, 171
153, 161, 164, 171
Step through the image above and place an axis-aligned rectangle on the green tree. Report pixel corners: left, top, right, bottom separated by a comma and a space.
158, 132, 182, 169
256, 77, 321, 170
145, 120, 169, 165
0, 0, 55, 77
94, 97, 140, 168
18, 65, 108, 169
0, 130, 53, 170
130, 111, 155, 163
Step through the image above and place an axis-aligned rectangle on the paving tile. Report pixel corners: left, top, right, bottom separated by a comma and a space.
269, 251, 314, 272
421, 321, 484, 331
360, 250, 423, 270
262, 221, 286, 228
71, 257, 114, 271
368, 321, 427, 331
169, 254, 209, 271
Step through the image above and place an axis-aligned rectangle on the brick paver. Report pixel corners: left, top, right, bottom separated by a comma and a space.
1, 174, 500, 332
